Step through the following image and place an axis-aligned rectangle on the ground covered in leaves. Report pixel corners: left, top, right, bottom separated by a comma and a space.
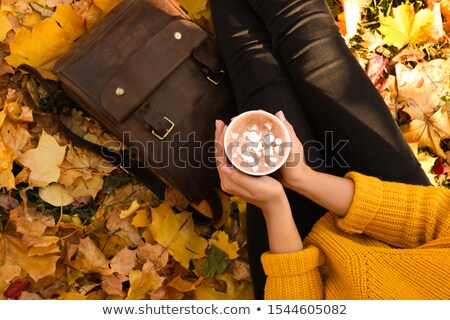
0, 0, 450, 300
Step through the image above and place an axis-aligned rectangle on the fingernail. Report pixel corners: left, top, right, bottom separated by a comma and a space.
221, 165, 233, 175
277, 111, 286, 122
215, 120, 220, 128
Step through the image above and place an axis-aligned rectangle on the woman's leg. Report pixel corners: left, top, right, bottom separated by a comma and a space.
210, 0, 328, 299
247, 0, 431, 185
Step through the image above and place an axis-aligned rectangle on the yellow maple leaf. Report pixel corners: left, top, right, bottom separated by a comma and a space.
149, 203, 208, 268
209, 230, 239, 260
402, 107, 450, 158
378, 3, 434, 49
52, 4, 86, 41
17, 130, 67, 187
0, 11, 13, 41
126, 261, 165, 300
5, 18, 73, 80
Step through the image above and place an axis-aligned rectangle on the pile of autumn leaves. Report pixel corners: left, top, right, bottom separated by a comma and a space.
0, 0, 450, 300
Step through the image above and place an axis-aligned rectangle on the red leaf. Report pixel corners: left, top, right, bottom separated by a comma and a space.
3, 278, 29, 300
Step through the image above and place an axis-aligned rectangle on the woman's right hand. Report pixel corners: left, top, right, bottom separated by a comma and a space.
275, 111, 312, 189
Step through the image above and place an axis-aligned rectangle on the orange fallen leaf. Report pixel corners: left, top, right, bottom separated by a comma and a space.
126, 261, 165, 300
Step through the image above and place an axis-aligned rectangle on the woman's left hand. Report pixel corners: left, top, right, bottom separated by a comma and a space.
214, 120, 286, 212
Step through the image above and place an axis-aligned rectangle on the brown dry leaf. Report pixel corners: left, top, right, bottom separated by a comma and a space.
1, 234, 60, 282
101, 274, 127, 297
9, 205, 55, 238
0, 138, 16, 190
164, 185, 190, 211
70, 237, 112, 275
105, 209, 143, 246
1, 119, 32, 155
110, 248, 136, 275
126, 261, 165, 300
136, 243, 169, 268
402, 107, 450, 158
149, 203, 208, 268
395, 63, 440, 121
0, 264, 22, 296
67, 175, 104, 199
5, 102, 34, 123
231, 259, 251, 282
5, 18, 73, 80
17, 130, 67, 187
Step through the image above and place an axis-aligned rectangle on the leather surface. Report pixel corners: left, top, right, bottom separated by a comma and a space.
53, 0, 236, 202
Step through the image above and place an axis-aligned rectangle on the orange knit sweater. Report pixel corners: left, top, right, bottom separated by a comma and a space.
261, 172, 450, 299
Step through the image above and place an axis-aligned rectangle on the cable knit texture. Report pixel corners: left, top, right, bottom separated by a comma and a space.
261, 172, 450, 299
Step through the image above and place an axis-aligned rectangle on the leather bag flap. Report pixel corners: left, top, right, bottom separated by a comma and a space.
101, 19, 207, 122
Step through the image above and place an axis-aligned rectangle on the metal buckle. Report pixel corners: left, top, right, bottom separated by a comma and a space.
151, 117, 175, 140
207, 70, 225, 85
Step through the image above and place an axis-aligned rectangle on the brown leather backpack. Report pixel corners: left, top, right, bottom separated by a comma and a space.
21, 0, 236, 220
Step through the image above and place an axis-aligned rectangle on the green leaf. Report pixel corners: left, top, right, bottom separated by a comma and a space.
201, 245, 228, 277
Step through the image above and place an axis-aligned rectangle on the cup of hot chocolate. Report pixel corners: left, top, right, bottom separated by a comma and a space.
224, 110, 291, 176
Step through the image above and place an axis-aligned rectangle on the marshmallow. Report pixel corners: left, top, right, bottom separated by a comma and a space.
263, 133, 275, 145
247, 131, 261, 142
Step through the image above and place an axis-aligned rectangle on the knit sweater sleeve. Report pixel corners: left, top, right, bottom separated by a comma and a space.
261, 245, 324, 300
338, 172, 450, 248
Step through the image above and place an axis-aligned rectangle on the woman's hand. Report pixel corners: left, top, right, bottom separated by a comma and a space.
274, 111, 312, 189
275, 111, 355, 216
214, 119, 286, 213
215, 118, 303, 254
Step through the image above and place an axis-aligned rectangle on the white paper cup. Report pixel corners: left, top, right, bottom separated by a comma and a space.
224, 110, 291, 176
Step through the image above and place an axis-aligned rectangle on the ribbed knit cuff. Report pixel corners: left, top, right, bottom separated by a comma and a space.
261, 245, 323, 277
337, 172, 383, 234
